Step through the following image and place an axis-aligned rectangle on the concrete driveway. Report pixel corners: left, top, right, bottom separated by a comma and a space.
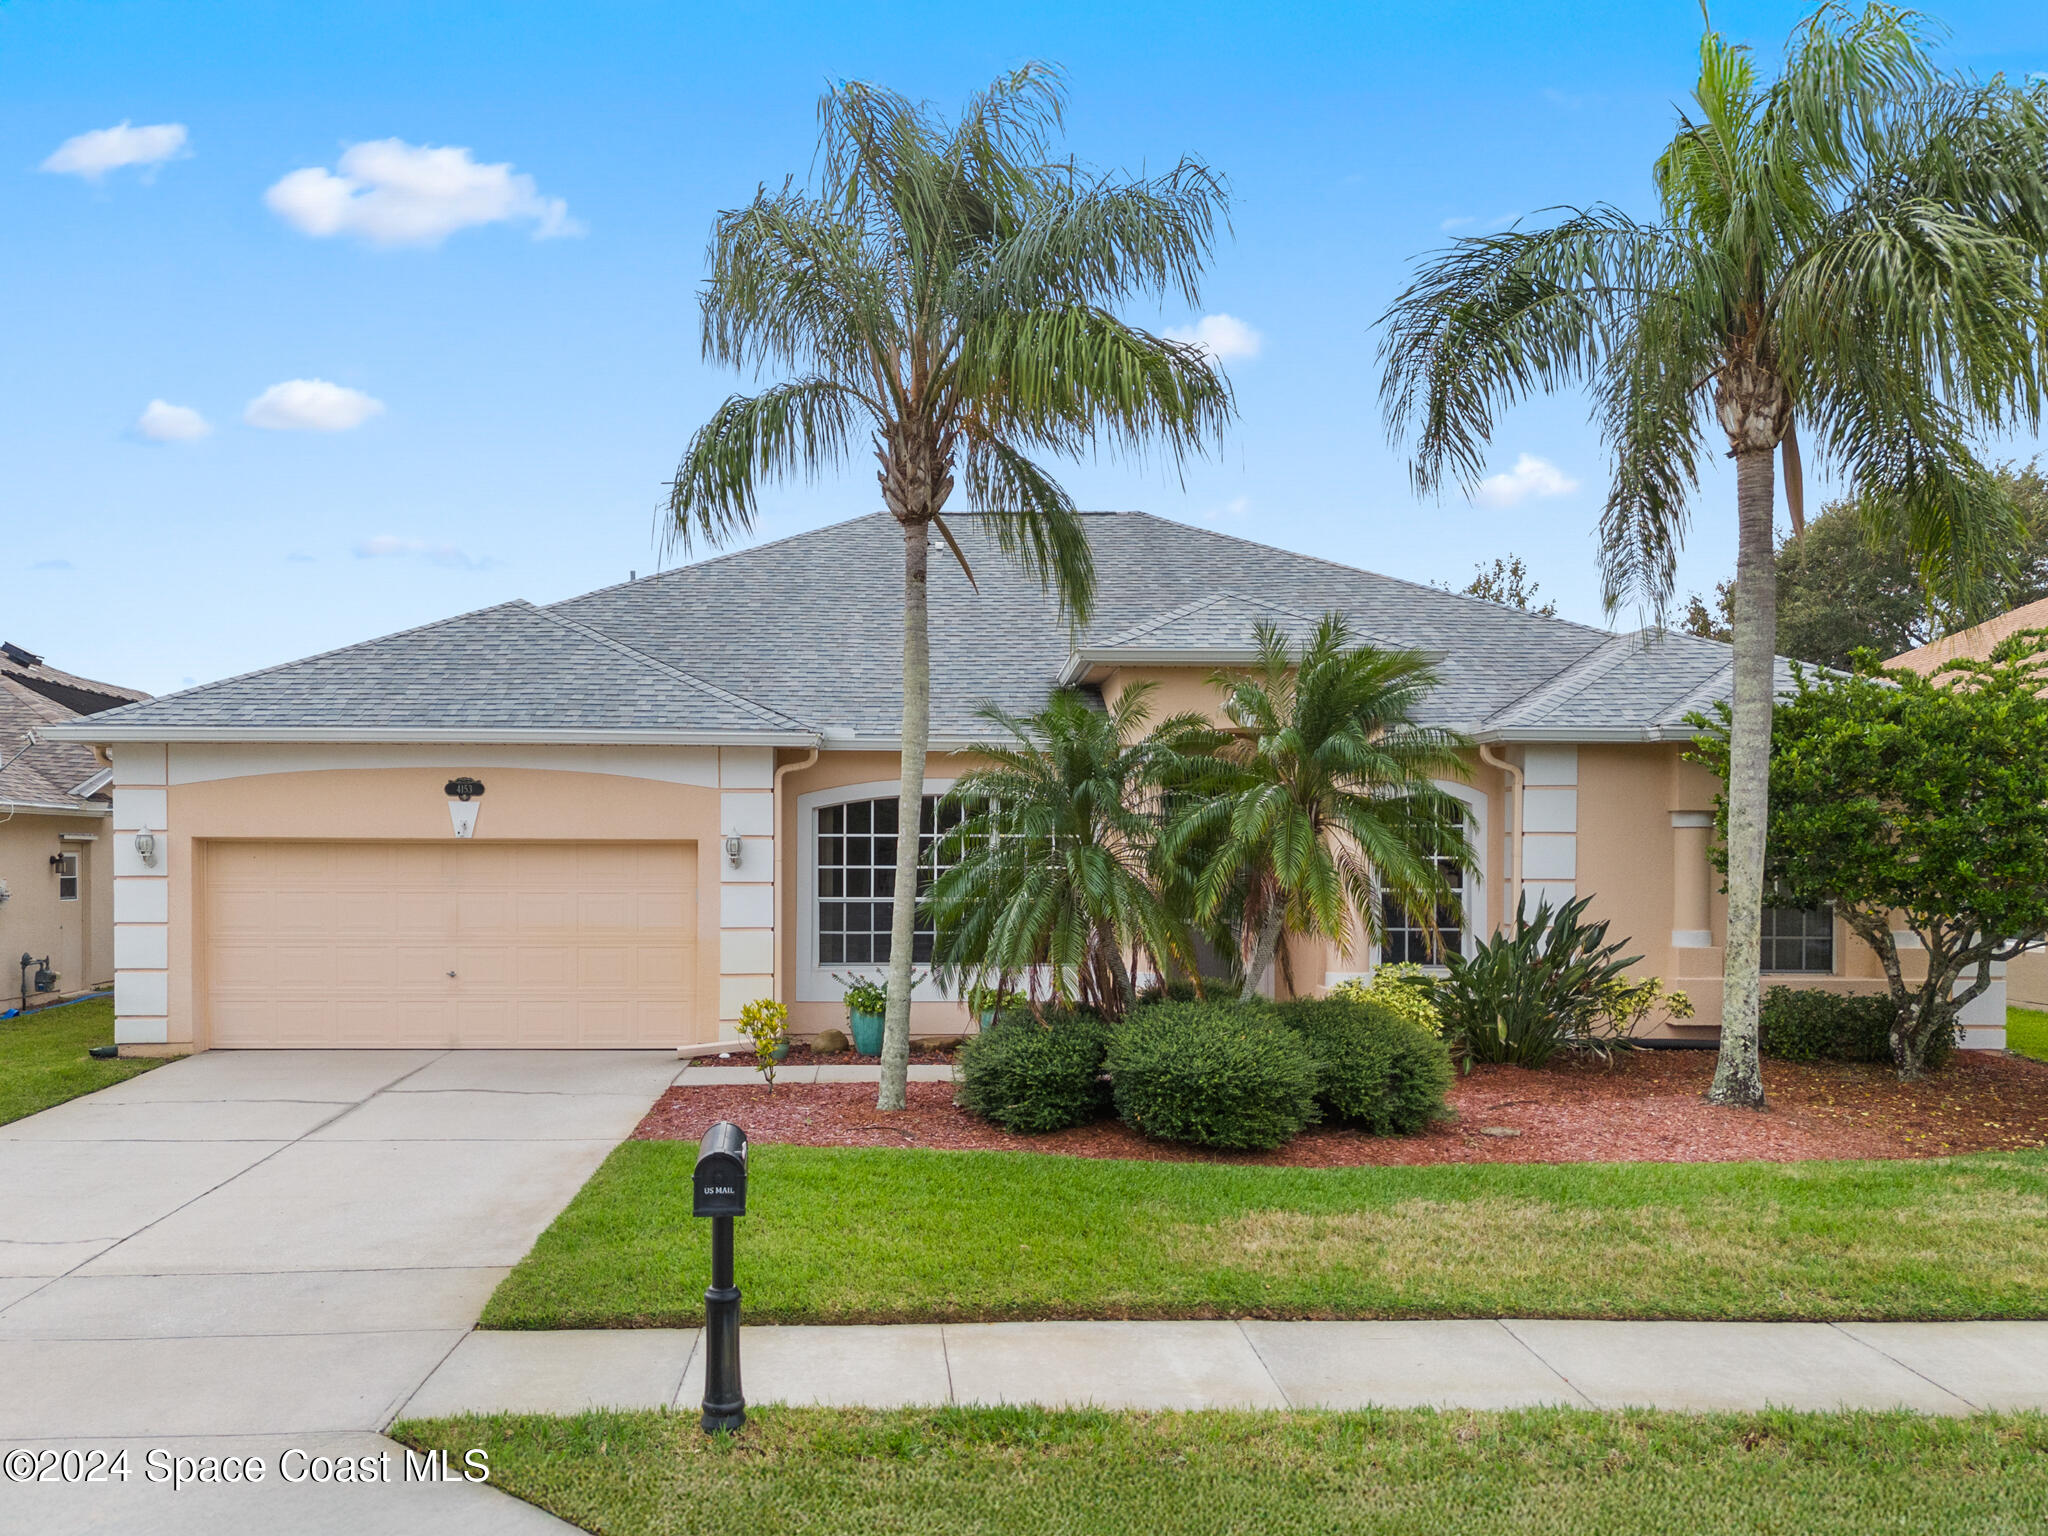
0, 1048, 685, 1533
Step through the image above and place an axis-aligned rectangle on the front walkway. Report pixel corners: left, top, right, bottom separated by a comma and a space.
408, 1317, 2048, 1418
0, 1048, 685, 1534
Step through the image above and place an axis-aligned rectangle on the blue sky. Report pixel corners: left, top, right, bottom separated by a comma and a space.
6, 0, 2045, 696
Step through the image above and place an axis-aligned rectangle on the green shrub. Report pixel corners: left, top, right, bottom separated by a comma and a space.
956, 1011, 1111, 1132
1278, 995, 1453, 1134
1328, 963, 1445, 1037
1437, 895, 1640, 1068
1759, 986, 1948, 1070
1105, 1002, 1319, 1151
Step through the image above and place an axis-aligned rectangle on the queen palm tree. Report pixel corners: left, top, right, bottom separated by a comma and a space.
664, 66, 1233, 1109
1377, 4, 2048, 1106
925, 685, 1221, 1019
1166, 616, 1476, 998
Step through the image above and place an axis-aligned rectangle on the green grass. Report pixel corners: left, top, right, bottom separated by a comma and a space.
0, 995, 168, 1126
481, 1141, 2048, 1328
2010, 1006, 2048, 1064
392, 1405, 2048, 1535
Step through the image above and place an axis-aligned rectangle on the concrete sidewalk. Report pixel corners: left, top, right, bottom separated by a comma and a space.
401, 1318, 2048, 1419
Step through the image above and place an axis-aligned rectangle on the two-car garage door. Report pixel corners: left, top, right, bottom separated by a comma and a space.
204, 841, 696, 1048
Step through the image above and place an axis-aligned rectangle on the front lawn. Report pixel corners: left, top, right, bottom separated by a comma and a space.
0, 996, 167, 1126
392, 1405, 2048, 1536
481, 1141, 2048, 1328
2011, 1006, 2048, 1064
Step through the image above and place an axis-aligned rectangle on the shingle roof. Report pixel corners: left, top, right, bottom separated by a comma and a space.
56, 511, 1767, 745
552, 512, 1624, 740
0, 677, 110, 812
0, 643, 150, 716
1479, 628, 1797, 738
64, 600, 816, 740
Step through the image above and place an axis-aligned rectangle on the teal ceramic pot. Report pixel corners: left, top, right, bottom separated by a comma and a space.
849, 1009, 885, 1056
768, 1040, 790, 1063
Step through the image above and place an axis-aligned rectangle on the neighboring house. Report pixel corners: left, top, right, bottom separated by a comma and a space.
48, 512, 2006, 1054
1890, 600, 2048, 1009
0, 643, 151, 1012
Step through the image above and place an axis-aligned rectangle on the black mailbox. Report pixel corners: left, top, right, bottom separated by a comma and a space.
693, 1122, 748, 1217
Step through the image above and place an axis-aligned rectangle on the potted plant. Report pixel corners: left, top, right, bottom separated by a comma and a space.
965, 982, 1016, 1030
833, 975, 889, 1056
736, 997, 790, 1090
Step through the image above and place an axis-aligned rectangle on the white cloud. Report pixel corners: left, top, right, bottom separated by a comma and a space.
1165, 313, 1262, 362
265, 139, 582, 248
353, 534, 490, 570
135, 399, 211, 442
41, 121, 188, 180
1440, 211, 1522, 234
244, 379, 385, 432
1200, 496, 1253, 522
1474, 454, 1580, 508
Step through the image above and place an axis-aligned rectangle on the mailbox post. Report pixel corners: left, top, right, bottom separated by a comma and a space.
692, 1121, 748, 1433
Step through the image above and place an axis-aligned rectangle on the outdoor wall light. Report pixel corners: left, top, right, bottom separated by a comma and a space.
134, 826, 158, 868
723, 832, 745, 868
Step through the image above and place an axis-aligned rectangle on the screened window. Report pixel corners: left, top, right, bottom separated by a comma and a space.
816, 796, 961, 966
55, 851, 78, 902
1380, 843, 1467, 967
1761, 905, 1833, 973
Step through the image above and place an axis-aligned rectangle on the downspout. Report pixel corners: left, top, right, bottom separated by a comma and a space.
1477, 742, 1521, 934
770, 746, 820, 1005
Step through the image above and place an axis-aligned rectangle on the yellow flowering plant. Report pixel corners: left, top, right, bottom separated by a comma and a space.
736, 997, 791, 1090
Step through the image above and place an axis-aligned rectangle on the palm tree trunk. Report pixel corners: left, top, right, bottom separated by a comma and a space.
1242, 903, 1285, 999
878, 517, 930, 1112
1101, 925, 1135, 1019
1710, 445, 1778, 1109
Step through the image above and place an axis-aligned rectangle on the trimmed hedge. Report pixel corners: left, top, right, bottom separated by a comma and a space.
956, 1011, 1111, 1132
1278, 995, 1453, 1135
1105, 1002, 1319, 1151
1759, 986, 1949, 1070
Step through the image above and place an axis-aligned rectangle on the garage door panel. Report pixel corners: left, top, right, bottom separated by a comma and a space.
513, 998, 577, 1046
453, 945, 514, 985
204, 840, 696, 1048
335, 1000, 396, 1047
517, 946, 575, 988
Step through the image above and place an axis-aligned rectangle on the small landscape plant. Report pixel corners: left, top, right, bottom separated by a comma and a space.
1759, 986, 1949, 1070
735, 998, 790, 1089
1278, 994, 1452, 1135
964, 982, 1020, 1022
1105, 1001, 1319, 1151
956, 1010, 1111, 1133
834, 976, 890, 1016
1436, 895, 1640, 1069
1328, 962, 1444, 1037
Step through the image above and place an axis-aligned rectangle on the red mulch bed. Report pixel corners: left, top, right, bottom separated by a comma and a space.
683, 1046, 959, 1070
635, 1049, 2048, 1166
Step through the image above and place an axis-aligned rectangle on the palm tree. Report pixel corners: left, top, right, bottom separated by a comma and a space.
1376, 4, 2048, 1106
1166, 616, 1476, 998
664, 67, 1234, 1109
926, 685, 1221, 1019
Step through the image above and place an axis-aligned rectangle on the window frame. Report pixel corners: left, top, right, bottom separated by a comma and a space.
1760, 903, 1836, 975
55, 850, 79, 902
1363, 778, 1488, 980
795, 777, 961, 1003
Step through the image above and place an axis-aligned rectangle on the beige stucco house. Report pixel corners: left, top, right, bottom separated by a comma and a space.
46, 512, 2006, 1054
1, 644, 151, 1014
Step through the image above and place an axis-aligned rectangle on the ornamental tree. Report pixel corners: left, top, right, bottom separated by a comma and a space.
1691, 632, 2048, 1078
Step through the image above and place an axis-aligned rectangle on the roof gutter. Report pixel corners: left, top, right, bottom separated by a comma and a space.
39, 724, 826, 748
